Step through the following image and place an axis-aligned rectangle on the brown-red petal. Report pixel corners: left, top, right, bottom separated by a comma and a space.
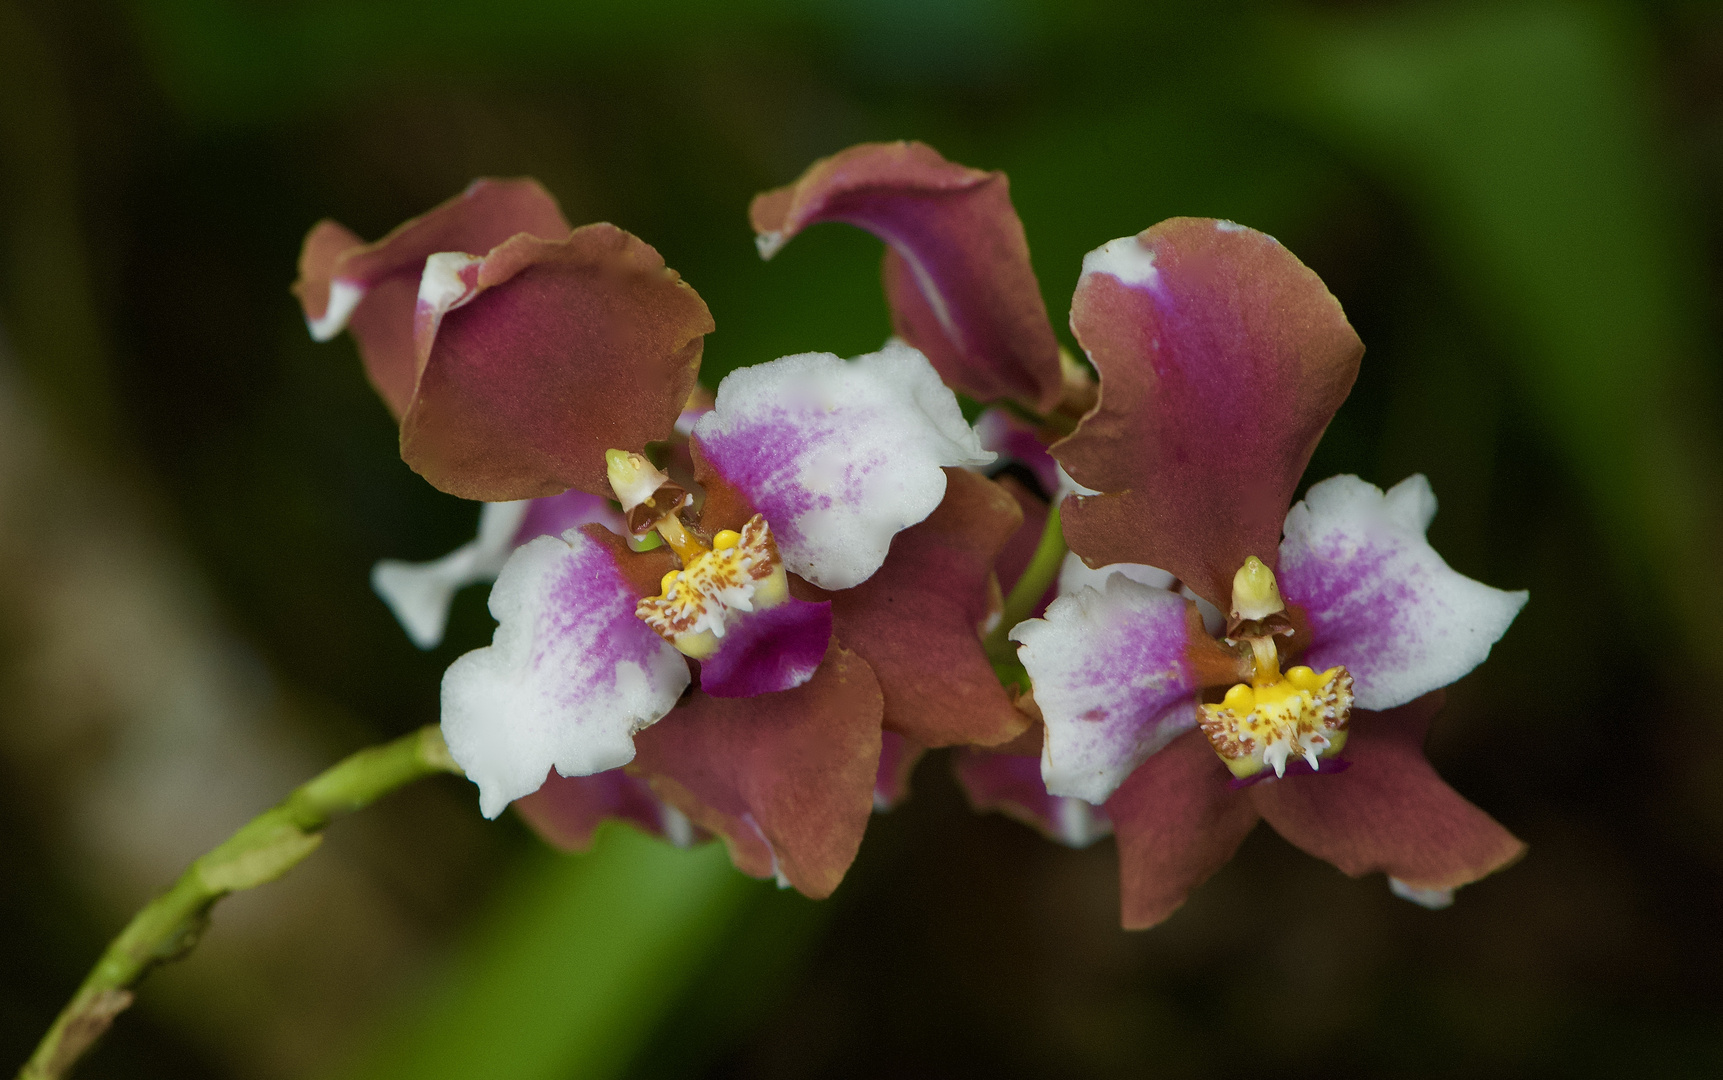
1250, 692, 1526, 892
513, 769, 700, 852
800, 468, 1030, 748
628, 641, 883, 899
401, 225, 713, 501
751, 141, 1062, 410
293, 178, 571, 418
1056, 219, 1362, 608
1104, 728, 1261, 929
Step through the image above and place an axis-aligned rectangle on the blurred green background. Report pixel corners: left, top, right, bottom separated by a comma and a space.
2, 0, 1721, 1077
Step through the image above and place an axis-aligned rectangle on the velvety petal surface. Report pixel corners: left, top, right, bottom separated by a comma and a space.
441, 526, 688, 818
1104, 729, 1261, 929
1057, 219, 1364, 607
695, 597, 833, 698
1279, 474, 1528, 711
873, 730, 925, 811
800, 467, 1029, 747
750, 142, 1062, 409
1013, 575, 1242, 803
403, 225, 713, 501
955, 749, 1112, 848
629, 642, 883, 898
1251, 693, 1526, 892
513, 768, 699, 852
293, 179, 571, 416
691, 342, 992, 590
372, 500, 530, 650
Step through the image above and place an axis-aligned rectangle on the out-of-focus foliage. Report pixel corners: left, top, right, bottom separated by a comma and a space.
2, 1, 1721, 1078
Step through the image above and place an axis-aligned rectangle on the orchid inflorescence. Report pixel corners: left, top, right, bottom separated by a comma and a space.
296, 141, 1527, 925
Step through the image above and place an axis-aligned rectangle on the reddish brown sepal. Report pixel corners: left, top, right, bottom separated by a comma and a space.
513, 769, 704, 852
628, 641, 883, 899
1056, 218, 1363, 608
751, 141, 1062, 410
796, 468, 1031, 748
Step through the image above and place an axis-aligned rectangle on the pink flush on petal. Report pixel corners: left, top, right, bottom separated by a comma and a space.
696, 597, 833, 698
514, 488, 626, 545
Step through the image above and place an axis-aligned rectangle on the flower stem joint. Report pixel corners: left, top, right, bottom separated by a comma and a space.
1200, 556, 1354, 783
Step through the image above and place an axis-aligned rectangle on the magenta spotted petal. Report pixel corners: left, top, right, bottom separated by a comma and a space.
696, 597, 834, 698
692, 342, 992, 590
751, 141, 1063, 410
441, 526, 690, 818
1278, 475, 1527, 711
371, 489, 624, 650
1056, 219, 1364, 608
1012, 576, 1217, 804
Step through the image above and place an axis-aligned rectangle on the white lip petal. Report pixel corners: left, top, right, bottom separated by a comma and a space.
693, 341, 993, 590
371, 501, 530, 649
1278, 474, 1527, 711
440, 530, 689, 818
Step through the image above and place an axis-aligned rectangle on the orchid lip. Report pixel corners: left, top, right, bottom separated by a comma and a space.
1226, 755, 1350, 790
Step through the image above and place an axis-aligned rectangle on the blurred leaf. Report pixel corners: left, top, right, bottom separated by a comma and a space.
333, 825, 756, 1080
1276, 2, 1723, 665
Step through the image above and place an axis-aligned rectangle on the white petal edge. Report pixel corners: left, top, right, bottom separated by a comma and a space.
372, 501, 529, 649
441, 530, 690, 818
693, 341, 993, 590
307, 278, 366, 342
1278, 474, 1527, 711
1389, 876, 1455, 910
1055, 552, 1224, 636
1012, 575, 1200, 804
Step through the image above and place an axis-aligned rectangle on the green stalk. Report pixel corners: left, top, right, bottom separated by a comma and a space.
984, 505, 1065, 690
17, 725, 462, 1080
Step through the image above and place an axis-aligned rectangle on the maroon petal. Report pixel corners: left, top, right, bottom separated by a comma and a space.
751, 141, 1062, 410
513, 768, 699, 852
954, 749, 1112, 848
874, 730, 925, 811
696, 598, 834, 698
1104, 729, 1261, 929
1251, 692, 1526, 891
293, 179, 571, 417
401, 225, 713, 501
798, 468, 1030, 748
628, 641, 883, 898
1056, 219, 1363, 608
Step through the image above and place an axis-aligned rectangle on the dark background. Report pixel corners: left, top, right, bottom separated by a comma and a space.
2, 1, 1722, 1077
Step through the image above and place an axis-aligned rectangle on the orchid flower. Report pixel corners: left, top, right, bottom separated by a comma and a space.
997, 219, 1528, 928
297, 179, 1029, 894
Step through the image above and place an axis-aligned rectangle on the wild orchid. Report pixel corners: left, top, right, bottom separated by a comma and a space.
760, 142, 1527, 927
293, 181, 1036, 896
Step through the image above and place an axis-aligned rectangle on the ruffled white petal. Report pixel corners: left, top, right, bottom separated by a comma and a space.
1056, 553, 1224, 636
693, 341, 993, 590
441, 530, 690, 818
1012, 575, 1201, 804
1278, 474, 1527, 711
372, 501, 529, 649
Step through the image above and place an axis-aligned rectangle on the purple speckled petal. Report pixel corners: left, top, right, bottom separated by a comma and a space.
513, 767, 701, 851
371, 490, 625, 651
954, 749, 1112, 849
1056, 219, 1363, 608
1278, 475, 1527, 711
1011, 575, 1208, 804
696, 597, 833, 698
441, 527, 691, 818
750, 142, 1063, 410
692, 342, 993, 590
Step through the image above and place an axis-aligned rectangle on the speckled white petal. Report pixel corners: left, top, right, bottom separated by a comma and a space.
1056, 553, 1225, 636
693, 341, 993, 590
372, 501, 529, 649
1012, 575, 1201, 804
441, 530, 690, 818
1278, 474, 1527, 711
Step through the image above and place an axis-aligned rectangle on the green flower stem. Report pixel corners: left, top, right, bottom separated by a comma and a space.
984, 504, 1065, 689
17, 725, 463, 1080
